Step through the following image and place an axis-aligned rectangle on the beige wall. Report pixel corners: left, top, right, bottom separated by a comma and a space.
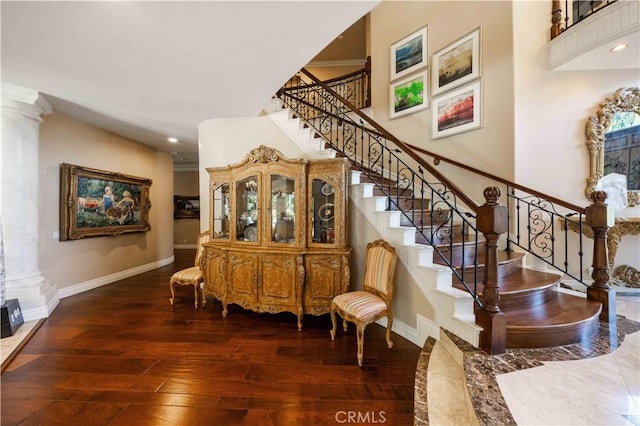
39, 112, 175, 292
512, 1, 639, 271
174, 171, 200, 246
305, 65, 364, 82
370, 1, 516, 205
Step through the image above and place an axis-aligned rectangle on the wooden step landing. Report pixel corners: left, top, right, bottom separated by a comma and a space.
504, 291, 602, 348
454, 268, 562, 310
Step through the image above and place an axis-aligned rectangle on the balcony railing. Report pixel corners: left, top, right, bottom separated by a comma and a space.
551, 0, 617, 39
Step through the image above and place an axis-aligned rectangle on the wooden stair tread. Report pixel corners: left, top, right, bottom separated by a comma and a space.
505, 292, 601, 327
454, 268, 561, 296
434, 248, 524, 269
504, 292, 602, 348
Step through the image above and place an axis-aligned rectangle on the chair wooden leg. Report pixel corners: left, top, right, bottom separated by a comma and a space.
169, 280, 176, 306
385, 314, 394, 349
356, 323, 366, 367
200, 283, 207, 308
330, 303, 338, 340
342, 318, 348, 332
193, 284, 198, 309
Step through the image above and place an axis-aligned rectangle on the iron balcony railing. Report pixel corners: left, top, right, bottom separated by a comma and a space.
551, 0, 617, 39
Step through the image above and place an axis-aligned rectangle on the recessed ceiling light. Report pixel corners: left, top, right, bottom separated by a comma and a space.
168, 137, 178, 143
611, 43, 628, 52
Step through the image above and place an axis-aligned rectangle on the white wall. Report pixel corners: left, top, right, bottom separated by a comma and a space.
512, 1, 639, 272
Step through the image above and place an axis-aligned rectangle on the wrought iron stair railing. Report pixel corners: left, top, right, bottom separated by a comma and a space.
277, 66, 593, 288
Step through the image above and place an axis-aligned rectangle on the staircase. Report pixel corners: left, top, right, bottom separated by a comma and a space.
264, 97, 603, 351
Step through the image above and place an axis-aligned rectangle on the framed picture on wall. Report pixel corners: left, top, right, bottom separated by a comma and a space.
174, 195, 200, 219
432, 27, 481, 95
59, 163, 152, 240
431, 80, 482, 139
390, 26, 428, 81
389, 70, 429, 119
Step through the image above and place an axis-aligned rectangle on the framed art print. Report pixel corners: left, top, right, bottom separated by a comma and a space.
389, 70, 429, 119
59, 163, 152, 240
390, 26, 427, 81
431, 80, 482, 139
432, 27, 481, 95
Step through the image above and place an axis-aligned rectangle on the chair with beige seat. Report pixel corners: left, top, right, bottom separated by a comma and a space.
169, 230, 210, 309
330, 239, 397, 366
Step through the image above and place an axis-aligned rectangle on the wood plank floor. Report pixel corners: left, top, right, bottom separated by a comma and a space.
1, 250, 421, 425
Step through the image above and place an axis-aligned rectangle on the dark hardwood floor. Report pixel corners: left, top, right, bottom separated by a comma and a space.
1, 250, 420, 425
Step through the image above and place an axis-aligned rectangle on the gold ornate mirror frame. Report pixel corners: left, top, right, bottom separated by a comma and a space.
585, 87, 640, 205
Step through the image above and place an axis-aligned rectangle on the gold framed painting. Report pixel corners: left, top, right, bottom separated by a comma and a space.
59, 163, 152, 240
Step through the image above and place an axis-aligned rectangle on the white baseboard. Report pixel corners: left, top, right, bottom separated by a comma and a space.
376, 314, 439, 348
57, 255, 175, 299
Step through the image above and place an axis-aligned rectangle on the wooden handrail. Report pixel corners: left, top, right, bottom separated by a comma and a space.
309, 57, 370, 88
405, 143, 586, 215
300, 68, 481, 212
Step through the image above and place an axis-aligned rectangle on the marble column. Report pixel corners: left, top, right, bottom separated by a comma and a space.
1, 83, 59, 320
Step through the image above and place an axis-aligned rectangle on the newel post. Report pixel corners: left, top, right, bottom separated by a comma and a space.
551, 0, 563, 39
475, 187, 508, 355
585, 190, 616, 323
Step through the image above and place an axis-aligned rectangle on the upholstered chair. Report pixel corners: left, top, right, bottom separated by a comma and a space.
169, 230, 211, 309
330, 239, 397, 366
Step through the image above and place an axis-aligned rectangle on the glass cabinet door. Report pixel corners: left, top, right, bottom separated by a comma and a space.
236, 176, 259, 242
271, 174, 296, 243
311, 178, 335, 244
212, 183, 230, 240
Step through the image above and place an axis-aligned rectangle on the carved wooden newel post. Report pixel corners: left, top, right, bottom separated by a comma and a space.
585, 190, 616, 323
475, 187, 508, 355
550, 0, 563, 39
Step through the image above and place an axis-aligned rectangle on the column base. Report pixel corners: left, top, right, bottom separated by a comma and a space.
475, 308, 506, 355
5, 273, 59, 321
587, 285, 616, 323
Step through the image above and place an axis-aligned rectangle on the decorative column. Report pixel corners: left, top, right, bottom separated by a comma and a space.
1, 84, 59, 320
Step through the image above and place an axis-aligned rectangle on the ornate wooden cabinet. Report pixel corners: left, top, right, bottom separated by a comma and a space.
202, 145, 350, 330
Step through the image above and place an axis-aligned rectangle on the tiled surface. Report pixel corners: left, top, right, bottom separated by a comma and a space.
416, 296, 640, 426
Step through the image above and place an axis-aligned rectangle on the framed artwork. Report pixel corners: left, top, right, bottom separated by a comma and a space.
432, 27, 481, 95
59, 163, 152, 240
389, 70, 429, 119
390, 26, 428, 81
174, 195, 200, 219
431, 80, 482, 140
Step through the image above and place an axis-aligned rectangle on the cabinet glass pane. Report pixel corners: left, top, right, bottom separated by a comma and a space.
271, 175, 296, 243
212, 183, 230, 240
311, 178, 335, 244
236, 176, 259, 242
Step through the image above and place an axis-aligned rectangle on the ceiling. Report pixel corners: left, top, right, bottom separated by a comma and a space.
1, 1, 377, 163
